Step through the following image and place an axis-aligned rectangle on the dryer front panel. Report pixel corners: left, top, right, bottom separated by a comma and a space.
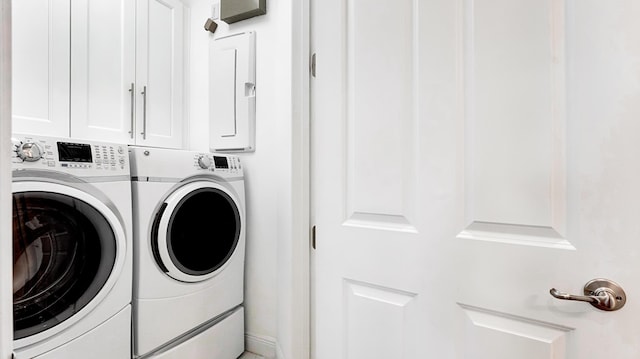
12, 183, 126, 342
152, 181, 242, 283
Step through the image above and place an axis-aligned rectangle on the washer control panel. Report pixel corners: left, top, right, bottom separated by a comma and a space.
12, 134, 129, 175
192, 153, 242, 174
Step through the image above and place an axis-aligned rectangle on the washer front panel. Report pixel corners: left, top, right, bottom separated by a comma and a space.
12, 182, 126, 342
152, 181, 242, 283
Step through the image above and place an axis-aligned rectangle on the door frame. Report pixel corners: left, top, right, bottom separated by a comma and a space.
1, 0, 13, 357
287, 0, 311, 358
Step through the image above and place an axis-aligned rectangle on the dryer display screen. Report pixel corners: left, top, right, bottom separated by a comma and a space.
214, 156, 229, 169
58, 142, 93, 162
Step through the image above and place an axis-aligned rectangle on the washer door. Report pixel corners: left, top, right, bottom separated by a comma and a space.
12, 182, 126, 341
152, 181, 242, 283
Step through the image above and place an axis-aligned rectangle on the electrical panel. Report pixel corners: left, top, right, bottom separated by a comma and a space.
210, 31, 256, 152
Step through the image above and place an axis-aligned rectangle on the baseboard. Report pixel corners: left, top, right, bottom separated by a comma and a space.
275, 343, 285, 359
245, 333, 277, 359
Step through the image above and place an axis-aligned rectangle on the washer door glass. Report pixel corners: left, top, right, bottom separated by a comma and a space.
152, 185, 241, 282
12, 191, 116, 339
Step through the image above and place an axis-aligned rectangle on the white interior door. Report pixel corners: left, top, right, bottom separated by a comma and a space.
311, 0, 640, 358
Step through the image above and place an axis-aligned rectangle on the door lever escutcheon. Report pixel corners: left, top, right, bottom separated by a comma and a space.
550, 278, 626, 311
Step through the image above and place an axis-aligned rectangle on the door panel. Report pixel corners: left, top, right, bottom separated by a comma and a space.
136, 0, 184, 149
345, 0, 416, 229
12, 0, 70, 137
343, 280, 418, 358
458, 304, 570, 359
70, 0, 136, 144
461, 0, 567, 241
312, 0, 640, 358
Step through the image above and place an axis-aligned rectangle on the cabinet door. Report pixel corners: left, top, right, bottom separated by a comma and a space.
70, 0, 136, 145
136, 0, 185, 149
12, 0, 70, 137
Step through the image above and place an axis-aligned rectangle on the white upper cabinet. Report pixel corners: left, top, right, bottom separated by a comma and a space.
135, 0, 185, 149
70, 0, 136, 144
12, 0, 185, 149
12, 0, 70, 137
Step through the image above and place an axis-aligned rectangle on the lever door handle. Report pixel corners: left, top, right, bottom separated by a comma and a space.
549, 288, 615, 308
549, 278, 626, 311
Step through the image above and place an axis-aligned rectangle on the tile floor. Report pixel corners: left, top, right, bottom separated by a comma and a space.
239, 352, 265, 359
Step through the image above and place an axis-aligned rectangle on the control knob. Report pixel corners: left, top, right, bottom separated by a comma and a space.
197, 155, 212, 169
17, 142, 43, 162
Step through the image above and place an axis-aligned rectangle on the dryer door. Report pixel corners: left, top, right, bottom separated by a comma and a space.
152, 181, 242, 283
12, 182, 126, 342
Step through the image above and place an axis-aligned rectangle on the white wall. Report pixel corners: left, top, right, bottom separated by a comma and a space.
183, 0, 293, 355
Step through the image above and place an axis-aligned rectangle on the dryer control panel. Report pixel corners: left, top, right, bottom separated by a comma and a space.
193, 153, 242, 174
11, 134, 129, 176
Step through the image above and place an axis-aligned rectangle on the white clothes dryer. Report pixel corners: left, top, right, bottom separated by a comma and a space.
129, 147, 245, 358
11, 134, 132, 359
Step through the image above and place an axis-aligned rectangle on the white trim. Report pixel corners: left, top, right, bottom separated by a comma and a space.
0, 0, 12, 357
289, 0, 311, 357
245, 333, 277, 359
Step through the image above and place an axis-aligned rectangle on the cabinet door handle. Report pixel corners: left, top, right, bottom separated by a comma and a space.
128, 83, 135, 139
140, 86, 147, 140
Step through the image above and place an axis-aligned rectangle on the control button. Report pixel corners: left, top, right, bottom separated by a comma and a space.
197, 155, 212, 169
117, 146, 124, 154
17, 142, 44, 162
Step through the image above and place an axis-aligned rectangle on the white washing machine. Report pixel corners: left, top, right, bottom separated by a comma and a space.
129, 147, 245, 358
11, 134, 132, 359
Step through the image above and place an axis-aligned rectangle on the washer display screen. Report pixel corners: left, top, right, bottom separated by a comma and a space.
213, 156, 229, 169
57, 142, 93, 163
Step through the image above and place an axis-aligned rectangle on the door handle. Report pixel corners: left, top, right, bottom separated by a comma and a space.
140, 86, 147, 140
128, 83, 135, 139
549, 278, 626, 311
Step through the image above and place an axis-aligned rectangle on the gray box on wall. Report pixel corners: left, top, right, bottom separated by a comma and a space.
221, 0, 266, 24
